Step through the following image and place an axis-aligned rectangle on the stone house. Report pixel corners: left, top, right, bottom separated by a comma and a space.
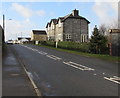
31, 30, 47, 41
46, 9, 90, 42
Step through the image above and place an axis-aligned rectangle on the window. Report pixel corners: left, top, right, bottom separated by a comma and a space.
66, 34, 71, 39
81, 34, 88, 42
81, 35, 84, 42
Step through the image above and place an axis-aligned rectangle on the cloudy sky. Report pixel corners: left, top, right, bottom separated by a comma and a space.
0, 0, 118, 41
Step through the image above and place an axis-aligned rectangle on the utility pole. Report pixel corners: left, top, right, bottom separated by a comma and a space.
3, 14, 5, 30
3, 14, 5, 43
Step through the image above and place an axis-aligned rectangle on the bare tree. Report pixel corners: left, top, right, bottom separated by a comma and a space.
99, 24, 107, 35
107, 19, 118, 29
99, 18, 118, 36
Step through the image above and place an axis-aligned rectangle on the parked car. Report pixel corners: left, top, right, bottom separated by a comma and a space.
6, 40, 13, 45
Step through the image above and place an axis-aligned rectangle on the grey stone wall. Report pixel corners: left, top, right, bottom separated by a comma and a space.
63, 18, 89, 42
81, 19, 88, 34
47, 27, 55, 40
55, 23, 63, 41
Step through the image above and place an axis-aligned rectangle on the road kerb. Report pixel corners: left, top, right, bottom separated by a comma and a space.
11, 47, 42, 97
23, 66, 42, 96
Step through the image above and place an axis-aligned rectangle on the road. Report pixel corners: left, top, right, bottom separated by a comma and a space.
10, 44, 119, 96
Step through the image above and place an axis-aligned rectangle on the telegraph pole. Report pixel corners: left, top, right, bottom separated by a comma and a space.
3, 14, 5, 30
3, 14, 5, 43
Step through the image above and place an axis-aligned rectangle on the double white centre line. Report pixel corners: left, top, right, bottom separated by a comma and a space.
104, 76, 120, 85
63, 61, 94, 71
46, 55, 62, 61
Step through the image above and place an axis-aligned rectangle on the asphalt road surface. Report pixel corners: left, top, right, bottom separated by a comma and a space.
10, 44, 119, 96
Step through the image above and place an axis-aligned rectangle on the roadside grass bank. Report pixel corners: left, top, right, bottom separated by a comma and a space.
34, 44, 120, 63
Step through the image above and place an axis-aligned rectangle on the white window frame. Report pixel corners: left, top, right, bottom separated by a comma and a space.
66, 34, 71, 39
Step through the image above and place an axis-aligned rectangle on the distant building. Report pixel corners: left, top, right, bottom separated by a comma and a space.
46, 9, 90, 42
18, 37, 31, 44
109, 29, 120, 56
18, 37, 31, 41
31, 30, 47, 41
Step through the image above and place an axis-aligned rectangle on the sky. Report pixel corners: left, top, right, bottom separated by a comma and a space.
0, 1, 118, 41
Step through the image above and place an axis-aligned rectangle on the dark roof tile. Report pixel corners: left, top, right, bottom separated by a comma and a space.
46, 9, 90, 26
32, 30, 47, 35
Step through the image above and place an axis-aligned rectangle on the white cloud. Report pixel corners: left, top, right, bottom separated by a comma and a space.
11, 3, 33, 18
11, 3, 46, 18
36, 10, 45, 16
2, 0, 119, 2
1, 3, 46, 41
92, 2, 118, 26
0, 19, 36, 41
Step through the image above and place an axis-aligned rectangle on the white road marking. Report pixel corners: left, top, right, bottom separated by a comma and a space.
47, 55, 58, 60
21, 45, 47, 55
102, 73, 105, 75
104, 76, 120, 85
94, 73, 97, 75
38, 51, 47, 55
46, 55, 62, 60
50, 55, 62, 60
63, 61, 94, 71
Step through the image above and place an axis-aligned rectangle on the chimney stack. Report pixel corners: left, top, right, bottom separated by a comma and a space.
72, 9, 79, 16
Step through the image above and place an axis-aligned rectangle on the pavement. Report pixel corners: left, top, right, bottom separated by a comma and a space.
10, 44, 119, 96
2, 45, 36, 96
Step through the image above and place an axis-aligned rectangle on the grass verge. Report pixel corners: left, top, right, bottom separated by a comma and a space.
35, 44, 120, 63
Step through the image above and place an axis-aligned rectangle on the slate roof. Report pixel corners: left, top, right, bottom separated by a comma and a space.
46, 19, 58, 28
61, 13, 90, 23
46, 22, 50, 28
46, 9, 90, 28
32, 30, 47, 35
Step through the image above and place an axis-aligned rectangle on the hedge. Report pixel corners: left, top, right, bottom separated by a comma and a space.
40, 41, 89, 53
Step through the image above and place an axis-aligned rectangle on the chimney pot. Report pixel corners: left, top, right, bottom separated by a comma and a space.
72, 9, 79, 16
